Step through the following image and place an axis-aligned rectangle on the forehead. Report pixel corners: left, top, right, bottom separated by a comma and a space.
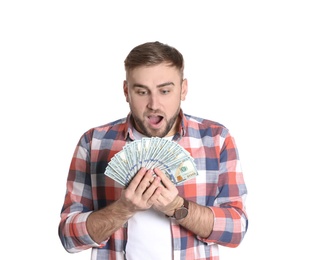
126, 63, 182, 83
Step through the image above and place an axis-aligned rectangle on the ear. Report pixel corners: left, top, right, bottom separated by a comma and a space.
123, 80, 129, 102
181, 78, 188, 101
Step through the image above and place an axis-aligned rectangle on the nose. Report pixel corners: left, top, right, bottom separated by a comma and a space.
147, 94, 160, 111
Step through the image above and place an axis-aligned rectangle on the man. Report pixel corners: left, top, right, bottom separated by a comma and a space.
59, 41, 248, 259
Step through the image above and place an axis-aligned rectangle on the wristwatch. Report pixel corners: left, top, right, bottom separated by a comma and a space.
172, 198, 189, 220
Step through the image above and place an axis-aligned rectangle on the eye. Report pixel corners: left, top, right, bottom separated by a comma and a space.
136, 89, 148, 96
160, 89, 170, 95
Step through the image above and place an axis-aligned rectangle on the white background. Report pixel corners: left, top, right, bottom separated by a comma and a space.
1, 1, 326, 259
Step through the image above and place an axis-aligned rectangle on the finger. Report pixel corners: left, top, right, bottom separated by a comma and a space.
134, 169, 158, 196
153, 168, 174, 189
146, 183, 162, 204
126, 167, 147, 192
152, 168, 179, 204
146, 172, 155, 188
123, 169, 161, 209
137, 175, 162, 208
142, 171, 161, 196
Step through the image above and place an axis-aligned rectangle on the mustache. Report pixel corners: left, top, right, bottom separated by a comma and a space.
145, 109, 164, 115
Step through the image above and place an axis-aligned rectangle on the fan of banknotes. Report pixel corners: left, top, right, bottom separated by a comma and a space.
104, 137, 198, 187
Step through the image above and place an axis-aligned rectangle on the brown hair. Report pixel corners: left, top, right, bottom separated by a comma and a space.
124, 41, 184, 77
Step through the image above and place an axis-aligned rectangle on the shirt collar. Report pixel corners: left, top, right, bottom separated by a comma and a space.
124, 113, 135, 141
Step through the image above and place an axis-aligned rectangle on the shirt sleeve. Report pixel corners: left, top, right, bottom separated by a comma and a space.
199, 132, 248, 248
58, 131, 108, 253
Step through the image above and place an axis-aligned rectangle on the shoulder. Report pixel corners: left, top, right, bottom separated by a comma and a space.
82, 117, 128, 141
183, 113, 230, 138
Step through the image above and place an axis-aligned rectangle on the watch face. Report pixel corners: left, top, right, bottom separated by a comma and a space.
175, 208, 188, 220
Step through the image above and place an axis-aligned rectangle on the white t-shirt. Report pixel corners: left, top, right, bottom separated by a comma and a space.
126, 209, 172, 260
126, 130, 173, 260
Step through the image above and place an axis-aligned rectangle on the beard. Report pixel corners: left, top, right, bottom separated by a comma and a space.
131, 108, 181, 138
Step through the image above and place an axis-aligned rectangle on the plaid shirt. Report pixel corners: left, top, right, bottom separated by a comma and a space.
59, 111, 248, 260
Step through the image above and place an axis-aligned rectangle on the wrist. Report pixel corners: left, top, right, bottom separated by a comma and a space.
164, 196, 183, 217
166, 197, 189, 220
114, 199, 135, 218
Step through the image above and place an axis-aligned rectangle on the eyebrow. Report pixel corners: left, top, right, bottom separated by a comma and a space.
132, 82, 175, 89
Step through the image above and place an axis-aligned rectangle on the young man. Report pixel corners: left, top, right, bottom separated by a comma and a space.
59, 41, 248, 259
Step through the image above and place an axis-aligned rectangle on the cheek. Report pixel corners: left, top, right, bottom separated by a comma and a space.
165, 98, 181, 113
129, 97, 145, 111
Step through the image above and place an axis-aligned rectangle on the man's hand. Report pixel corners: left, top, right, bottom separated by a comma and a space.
150, 168, 182, 216
119, 167, 182, 216
119, 167, 162, 213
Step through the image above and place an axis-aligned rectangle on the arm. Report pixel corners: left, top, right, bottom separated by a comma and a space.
202, 133, 248, 247
164, 196, 214, 238
59, 129, 164, 249
58, 132, 100, 252
152, 132, 248, 247
86, 168, 162, 243
85, 200, 133, 244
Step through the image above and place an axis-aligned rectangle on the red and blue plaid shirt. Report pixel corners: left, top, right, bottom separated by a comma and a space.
59, 111, 248, 259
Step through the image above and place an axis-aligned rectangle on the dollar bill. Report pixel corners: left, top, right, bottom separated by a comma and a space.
104, 137, 198, 187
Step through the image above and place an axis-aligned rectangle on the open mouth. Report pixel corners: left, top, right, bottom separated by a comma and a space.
148, 115, 163, 126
